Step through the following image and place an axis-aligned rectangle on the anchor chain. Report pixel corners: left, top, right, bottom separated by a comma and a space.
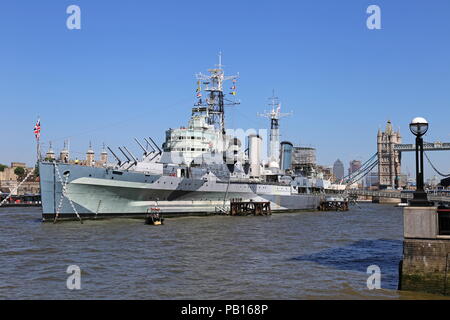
53, 162, 82, 224
55, 169, 70, 215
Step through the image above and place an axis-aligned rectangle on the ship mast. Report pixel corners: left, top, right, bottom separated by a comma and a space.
193, 52, 240, 134
258, 91, 292, 168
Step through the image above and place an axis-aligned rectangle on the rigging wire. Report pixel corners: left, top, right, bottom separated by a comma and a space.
424, 152, 450, 177
45, 96, 194, 145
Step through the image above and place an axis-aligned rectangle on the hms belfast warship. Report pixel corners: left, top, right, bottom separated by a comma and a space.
39, 57, 321, 221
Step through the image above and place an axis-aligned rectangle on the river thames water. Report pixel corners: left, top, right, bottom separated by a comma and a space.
0, 203, 447, 299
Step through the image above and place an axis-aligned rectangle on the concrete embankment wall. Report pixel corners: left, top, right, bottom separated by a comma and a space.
400, 206, 450, 295
401, 238, 450, 295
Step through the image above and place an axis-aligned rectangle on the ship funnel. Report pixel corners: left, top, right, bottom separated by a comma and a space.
248, 134, 262, 178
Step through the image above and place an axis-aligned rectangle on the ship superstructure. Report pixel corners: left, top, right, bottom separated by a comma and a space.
38, 56, 323, 221
160, 55, 240, 169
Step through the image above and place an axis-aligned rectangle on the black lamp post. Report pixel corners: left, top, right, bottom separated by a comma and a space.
409, 117, 432, 206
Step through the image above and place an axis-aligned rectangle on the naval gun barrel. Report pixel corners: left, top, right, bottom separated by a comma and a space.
118, 147, 131, 163
123, 146, 138, 163
134, 138, 149, 156
148, 137, 162, 154
143, 138, 156, 153
107, 146, 122, 166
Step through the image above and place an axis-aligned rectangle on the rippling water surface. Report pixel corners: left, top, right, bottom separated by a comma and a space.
0, 204, 447, 299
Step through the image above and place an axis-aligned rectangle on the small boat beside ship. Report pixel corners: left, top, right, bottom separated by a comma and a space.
145, 208, 164, 225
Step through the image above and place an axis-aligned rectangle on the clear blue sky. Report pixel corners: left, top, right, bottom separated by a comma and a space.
1, 0, 449, 179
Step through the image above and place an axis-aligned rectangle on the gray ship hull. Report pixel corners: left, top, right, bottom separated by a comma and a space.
39, 162, 321, 221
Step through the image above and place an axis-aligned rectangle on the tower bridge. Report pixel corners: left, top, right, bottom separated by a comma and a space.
342, 120, 450, 191
375, 120, 450, 190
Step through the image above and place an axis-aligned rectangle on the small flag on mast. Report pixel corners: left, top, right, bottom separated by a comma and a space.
230, 78, 237, 95
34, 119, 41, 140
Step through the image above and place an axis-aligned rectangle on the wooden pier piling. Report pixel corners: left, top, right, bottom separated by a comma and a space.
229, 201, 271, 216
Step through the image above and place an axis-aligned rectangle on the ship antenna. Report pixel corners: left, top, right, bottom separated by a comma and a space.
194, 53, 240, 133
257, 91, 293, 167
216, 51, 223, 69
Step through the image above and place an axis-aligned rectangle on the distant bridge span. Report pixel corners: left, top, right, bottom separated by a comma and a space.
394, 142, 450, 152
347, 189, 450, 203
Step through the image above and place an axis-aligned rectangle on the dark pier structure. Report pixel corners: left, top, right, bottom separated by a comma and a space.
229, 201, 271, 216
318, 198, 349, 211
0, 193, 41, 207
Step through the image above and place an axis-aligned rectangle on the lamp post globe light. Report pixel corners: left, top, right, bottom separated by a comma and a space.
409, 117, 433, 206
409, 117, 429, 137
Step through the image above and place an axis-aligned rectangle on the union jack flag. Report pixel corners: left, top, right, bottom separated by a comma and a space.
34, 119, 41, 140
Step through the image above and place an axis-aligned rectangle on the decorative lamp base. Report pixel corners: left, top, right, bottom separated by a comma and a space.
409, 191, 434, 207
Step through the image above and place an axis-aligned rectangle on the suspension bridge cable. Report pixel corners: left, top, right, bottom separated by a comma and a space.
344, 156, 379, 183
349, 157, 377, 181
341, 152, 378, 182
424, 152, 450, 177
346, 160, 379, 185
344, 154, 378, 184
343, 153, 377, 180
346, 163, 376, 184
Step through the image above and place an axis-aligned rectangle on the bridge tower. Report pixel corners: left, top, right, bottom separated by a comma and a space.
377, 120, 402, 189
